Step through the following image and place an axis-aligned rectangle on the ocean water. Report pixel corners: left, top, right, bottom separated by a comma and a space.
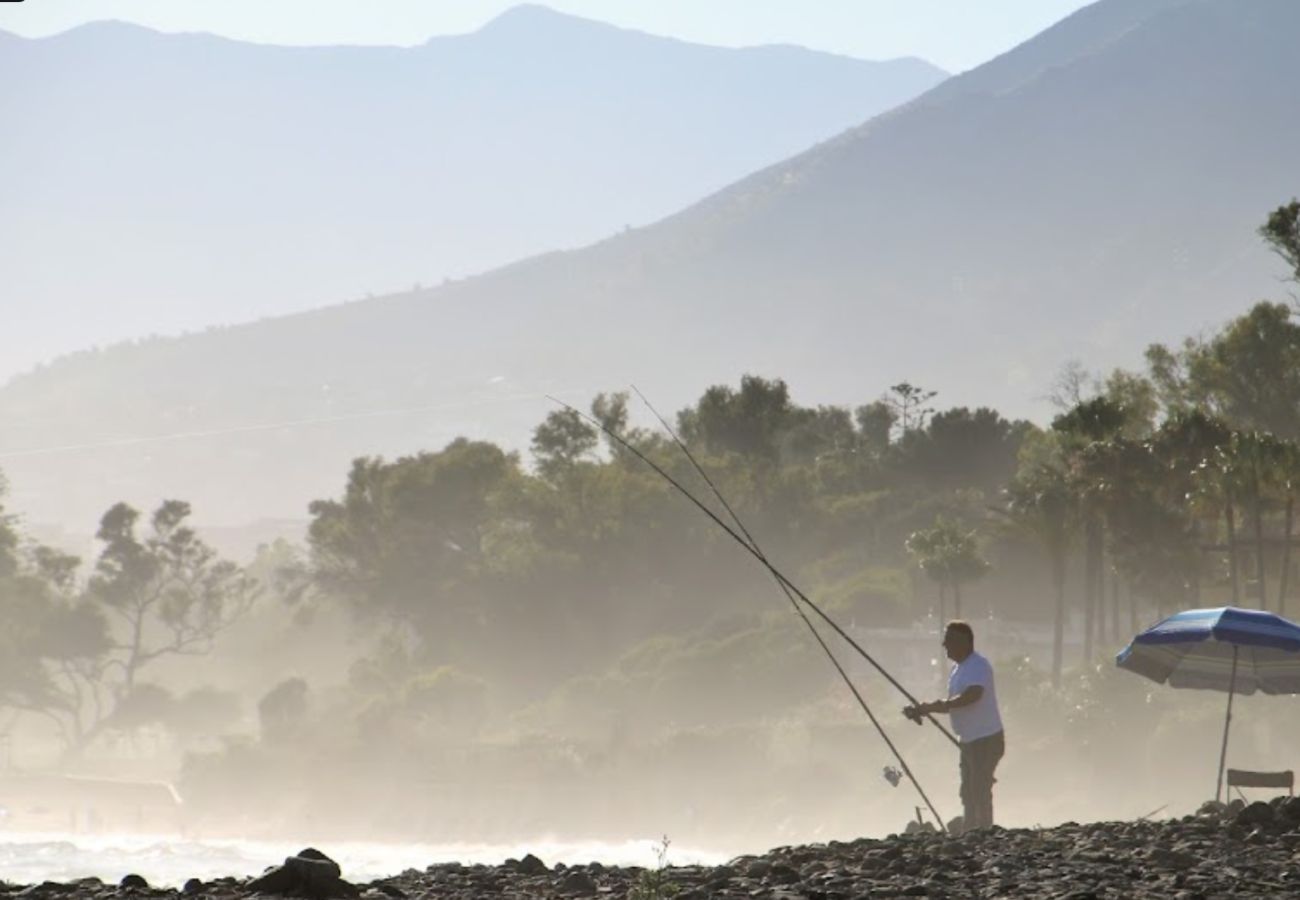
0, 832, 730, 887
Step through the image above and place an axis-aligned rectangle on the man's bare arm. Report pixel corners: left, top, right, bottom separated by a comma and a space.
944, 684, 984, 710
903, 685, 984, 720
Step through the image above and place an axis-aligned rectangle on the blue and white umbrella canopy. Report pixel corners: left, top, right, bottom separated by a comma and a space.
1117, 607, 1300, 695
1117, 607, 1300, 803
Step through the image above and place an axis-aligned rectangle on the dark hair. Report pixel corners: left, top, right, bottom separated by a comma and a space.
945, 620, 974, 644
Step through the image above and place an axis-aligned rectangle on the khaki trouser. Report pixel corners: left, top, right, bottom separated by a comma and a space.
959, 730, 1005, 832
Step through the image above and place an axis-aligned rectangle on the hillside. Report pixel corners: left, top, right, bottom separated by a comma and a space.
1, 0, 1297, 529
0, 6, 945, 378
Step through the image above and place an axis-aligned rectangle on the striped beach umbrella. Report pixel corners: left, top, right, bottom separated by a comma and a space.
1116, 607, 1300, 803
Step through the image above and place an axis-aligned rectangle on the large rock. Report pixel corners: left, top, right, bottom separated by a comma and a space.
515, 854, 548, 876
1236, 801, 1276, 828
559, 871, 597, 896
245, 848, 356, 899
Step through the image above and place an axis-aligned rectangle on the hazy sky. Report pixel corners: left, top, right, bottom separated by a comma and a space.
0, 0, 1095, 72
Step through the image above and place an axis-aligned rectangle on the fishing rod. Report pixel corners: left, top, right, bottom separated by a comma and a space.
546, 395, 959, 749
628, 386, 947, 832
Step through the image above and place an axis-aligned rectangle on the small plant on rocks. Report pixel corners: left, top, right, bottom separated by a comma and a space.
628, 835, 679, 900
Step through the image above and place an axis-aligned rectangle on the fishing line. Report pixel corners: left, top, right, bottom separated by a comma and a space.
628, 385, 947, 831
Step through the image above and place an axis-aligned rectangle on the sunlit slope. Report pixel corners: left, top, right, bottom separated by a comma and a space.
0, 5, 945, 377
1, 0, 1296, 527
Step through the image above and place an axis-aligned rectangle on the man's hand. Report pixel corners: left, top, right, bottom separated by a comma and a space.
904, 699, 950, 723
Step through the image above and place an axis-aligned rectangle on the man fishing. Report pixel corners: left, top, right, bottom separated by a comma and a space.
903, 621, 1004, 832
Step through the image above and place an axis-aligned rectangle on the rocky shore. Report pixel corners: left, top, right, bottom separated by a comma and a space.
6, 798, 1300, 899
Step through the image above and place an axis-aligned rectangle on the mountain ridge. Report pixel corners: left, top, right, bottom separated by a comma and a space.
3, 0, 1297, 530
12, 7, 945, 70
0, 7, 946, 380
7, 0, 1287, 388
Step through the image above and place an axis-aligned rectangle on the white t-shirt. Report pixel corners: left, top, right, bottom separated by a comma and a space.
947, 651, 1003, 743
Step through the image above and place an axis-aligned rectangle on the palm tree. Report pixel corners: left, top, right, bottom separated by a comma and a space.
1075, 437, 1140, 642
1224, 433, 1300, 613
1236, 432, 1289, 609
1197, 433, 1270, 608
1000, 463, 1076, 687
906, 522, 949, 624
1154, 412, 1235, 603
1054, 397, 1127, 660
905, 518, 990, 622
1101, 448, 1201, 620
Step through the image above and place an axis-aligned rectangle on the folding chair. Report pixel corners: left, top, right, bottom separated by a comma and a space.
1226, 768, 1294, 803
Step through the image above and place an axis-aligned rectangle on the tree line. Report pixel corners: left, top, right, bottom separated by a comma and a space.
0, 201, 1296, 758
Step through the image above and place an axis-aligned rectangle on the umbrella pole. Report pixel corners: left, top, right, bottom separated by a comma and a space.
1215, 645, 1240, 805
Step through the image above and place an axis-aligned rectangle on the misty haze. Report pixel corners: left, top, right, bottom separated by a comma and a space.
2, 0, 1300, 896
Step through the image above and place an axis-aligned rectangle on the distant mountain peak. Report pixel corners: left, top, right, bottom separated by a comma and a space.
487, 3, 571, 23
476, 4, 614, 37
45, 19, 162, 41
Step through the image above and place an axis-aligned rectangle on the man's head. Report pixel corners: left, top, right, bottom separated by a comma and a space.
943, 620, 975, 662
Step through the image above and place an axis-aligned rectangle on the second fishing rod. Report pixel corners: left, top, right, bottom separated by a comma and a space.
627, 386, 947, 831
